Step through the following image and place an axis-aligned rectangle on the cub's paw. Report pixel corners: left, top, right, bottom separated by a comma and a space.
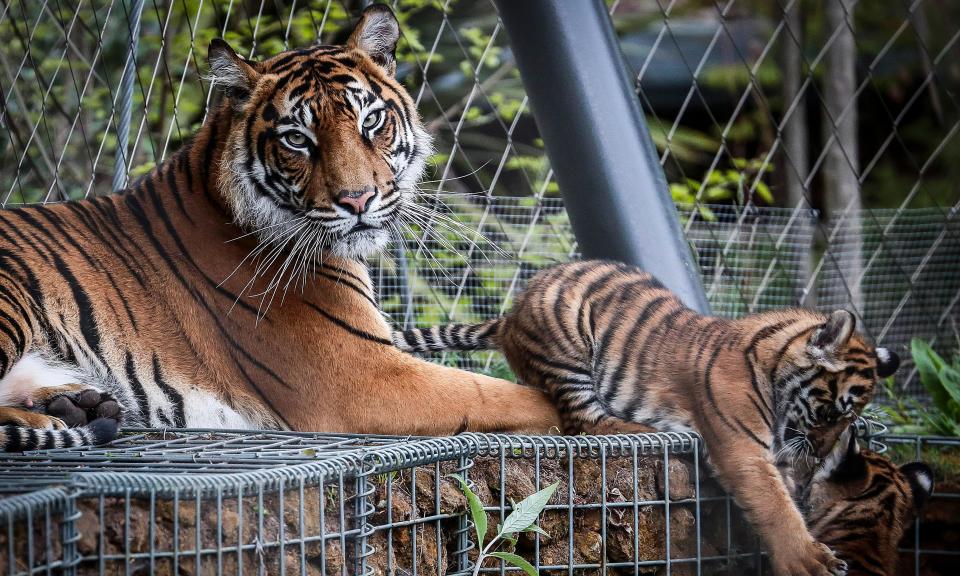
774, 542, 847, 576
43, 389, 122, 427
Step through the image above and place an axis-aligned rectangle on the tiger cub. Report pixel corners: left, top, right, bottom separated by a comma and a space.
803, 431, 933, 576
394, 260, 900, 576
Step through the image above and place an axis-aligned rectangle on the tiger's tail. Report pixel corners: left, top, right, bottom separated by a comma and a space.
392, 318, 502, 353
1, 418, 119, 452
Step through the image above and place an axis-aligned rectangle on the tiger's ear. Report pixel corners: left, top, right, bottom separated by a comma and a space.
808, 310, 856, 360
875, 347, 901, 378
900, 462, 934, 511
208, 39, 260, 105
347, 4, 400, 76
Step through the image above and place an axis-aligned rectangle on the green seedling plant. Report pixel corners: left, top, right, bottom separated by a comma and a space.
450, 475, 558, 576
911, 338, 960, 436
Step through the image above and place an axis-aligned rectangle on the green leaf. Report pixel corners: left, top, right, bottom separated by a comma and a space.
500, 482, 558, 534
489, 552, 539, 576
755, 181, 774, 203
449, 475, 487, 548
522, 525, 550, 538
938, 364, 960, 408
912, 339, 955, 416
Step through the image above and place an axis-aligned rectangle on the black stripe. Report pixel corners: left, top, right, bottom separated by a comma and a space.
420, 328, 439, 350
770, 325, 817, 383
317, 270, 376, 307
166, 158, 195, 224
3, 426, 21, 451
402, 329, 419, 350
304, 302, 392, 346
604, 296, 673, 410
124, 352, 151, 422
65, 202, 148, 289
155, 408, 173, 427
525, 346, 591, 377
744, 320, 796, 417
48, 251, 105, 365
44, 429, 57, 450
38, 207, 141, 330
153, 353, 186, 427
0, 305, 26, 350
142, 180, 262, 318
703, 343, 770, 449
123, 194, 295, 420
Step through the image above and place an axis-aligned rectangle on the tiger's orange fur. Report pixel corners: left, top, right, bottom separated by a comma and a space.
395, 260, 901, 576
0, 5, 561, 451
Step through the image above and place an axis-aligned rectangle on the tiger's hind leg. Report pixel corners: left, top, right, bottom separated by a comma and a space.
547, 379, 656, 435
582, 417, 657, 436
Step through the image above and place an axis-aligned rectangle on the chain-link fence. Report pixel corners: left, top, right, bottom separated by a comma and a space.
0, 0, 957, 397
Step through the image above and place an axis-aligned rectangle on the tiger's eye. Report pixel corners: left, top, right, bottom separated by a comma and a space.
282, 132, 309, 148
362, 110, 383, 130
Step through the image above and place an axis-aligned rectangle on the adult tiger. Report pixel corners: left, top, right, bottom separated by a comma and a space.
394, 259, 901, 576
0, 4, 561, 451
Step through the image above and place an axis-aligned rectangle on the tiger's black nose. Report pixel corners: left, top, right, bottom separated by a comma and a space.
336, 187, 377, 215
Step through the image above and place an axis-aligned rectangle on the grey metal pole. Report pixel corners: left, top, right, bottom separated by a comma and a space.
493, 0, 710, 313
112, 0, 145, 192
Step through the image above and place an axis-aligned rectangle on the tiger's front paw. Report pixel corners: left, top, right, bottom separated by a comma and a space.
773, 541, 847, 576
43, 389, 122, 427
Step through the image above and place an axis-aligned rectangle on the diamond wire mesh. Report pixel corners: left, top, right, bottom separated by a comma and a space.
0, 0, 956, 396
619, 0, 960, 396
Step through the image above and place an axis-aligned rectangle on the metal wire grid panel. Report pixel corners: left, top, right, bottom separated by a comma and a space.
0, 430, 749, 575
0, 428, 956, 575
881, 434, 960, 576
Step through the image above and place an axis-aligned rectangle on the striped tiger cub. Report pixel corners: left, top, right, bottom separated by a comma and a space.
394, 260, 901, 576
0, 4, 563, 452
803, 431, 933, 576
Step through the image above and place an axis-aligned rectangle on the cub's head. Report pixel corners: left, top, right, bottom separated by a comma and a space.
776, 310, 899, 458
804, 432, 933, 576
209, 4, 430, 260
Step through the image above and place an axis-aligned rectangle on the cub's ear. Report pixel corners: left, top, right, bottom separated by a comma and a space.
347, 4, 400, 75
808, 310, 856, 360
208, 39, 261, 104
826, 428, 866, 483
875, 347, 901, 378
900, 462, 934, 511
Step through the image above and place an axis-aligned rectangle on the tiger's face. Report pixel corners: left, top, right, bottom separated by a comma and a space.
210, 5, 430, 260
776, 310, 900, 460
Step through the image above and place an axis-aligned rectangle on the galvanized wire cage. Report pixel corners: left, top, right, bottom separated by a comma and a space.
0, 427, 957, 575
